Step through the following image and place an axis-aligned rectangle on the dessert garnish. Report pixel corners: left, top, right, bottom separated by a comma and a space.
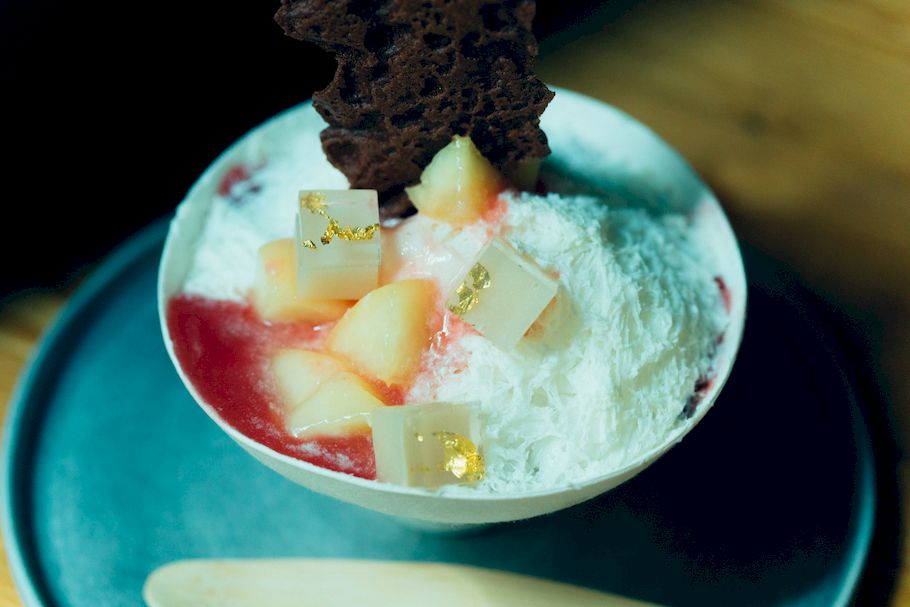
255, 131, 556, 486
298, 192, 380, 249
448, 262, 492, 317
371, 402, 484, 487
275, 0, 554, 212
434, 431, 485, 482
446, 238, 558, 350
405, 136, 506, 224
252, 238, 352, 323
295, 189, 381, 300
271, 349, 384, 438
326, 279, 436, 387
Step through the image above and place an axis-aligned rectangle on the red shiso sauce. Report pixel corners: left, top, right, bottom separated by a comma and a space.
167, 295, 377, 479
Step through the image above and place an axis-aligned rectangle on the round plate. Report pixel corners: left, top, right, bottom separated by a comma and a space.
158, 93, 748, 524
2, 221, 874, 606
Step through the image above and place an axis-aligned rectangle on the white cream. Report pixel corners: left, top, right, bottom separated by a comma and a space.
182, 138, 727, 493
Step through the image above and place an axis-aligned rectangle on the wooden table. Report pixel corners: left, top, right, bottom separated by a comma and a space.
1, 0, 908, 604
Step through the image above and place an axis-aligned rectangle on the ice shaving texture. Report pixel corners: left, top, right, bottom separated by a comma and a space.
179, 110, 727, 493
409, 192, 726, 493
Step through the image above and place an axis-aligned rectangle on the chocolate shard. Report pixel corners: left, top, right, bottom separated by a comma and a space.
275, 0, 554, 212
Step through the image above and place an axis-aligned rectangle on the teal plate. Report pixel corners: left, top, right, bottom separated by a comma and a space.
2, 221, 875, 606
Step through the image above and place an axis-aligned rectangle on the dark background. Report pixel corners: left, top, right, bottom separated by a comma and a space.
0, 0, 607, 294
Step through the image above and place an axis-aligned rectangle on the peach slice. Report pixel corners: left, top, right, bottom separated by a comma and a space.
327, 279, 435, 386
251, 238, 351, 323
270, 349, 385, 438
405, 136, 505, 225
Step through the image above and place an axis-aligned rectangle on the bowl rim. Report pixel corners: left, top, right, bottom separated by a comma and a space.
157, 86, 748, 503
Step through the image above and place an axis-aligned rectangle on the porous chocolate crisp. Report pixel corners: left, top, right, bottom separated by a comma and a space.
275, 0, 554, 212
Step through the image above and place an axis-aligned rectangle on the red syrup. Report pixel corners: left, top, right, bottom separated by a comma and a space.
714, 275, 732, 313
167, 294, 376, 479
680, 276, 734, 419
217, 163, 263, 204
217, 165, 251, 196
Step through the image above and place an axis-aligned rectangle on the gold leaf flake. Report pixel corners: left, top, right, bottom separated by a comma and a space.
433, 431, 485, 482
299, 192, 379, 250
447, 263, 492, 316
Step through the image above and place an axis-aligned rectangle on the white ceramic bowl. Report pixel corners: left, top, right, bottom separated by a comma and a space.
158, 88, 746, 525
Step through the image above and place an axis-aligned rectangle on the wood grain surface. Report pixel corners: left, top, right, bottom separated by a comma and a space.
1, 0, 908, 604
0, 293, 65, 607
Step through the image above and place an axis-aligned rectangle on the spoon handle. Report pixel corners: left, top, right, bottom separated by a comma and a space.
144, 559, 661, 607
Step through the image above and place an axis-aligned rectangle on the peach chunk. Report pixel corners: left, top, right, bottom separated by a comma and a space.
252, 239, 351, 323
270, 349, 385, 438
327, 279, 435, 386
405, 136, 505, 225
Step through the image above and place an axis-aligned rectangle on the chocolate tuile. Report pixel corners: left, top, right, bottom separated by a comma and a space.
275, 0, 554, 214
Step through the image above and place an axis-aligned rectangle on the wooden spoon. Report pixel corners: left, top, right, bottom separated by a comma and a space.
144, 559, 660, 607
